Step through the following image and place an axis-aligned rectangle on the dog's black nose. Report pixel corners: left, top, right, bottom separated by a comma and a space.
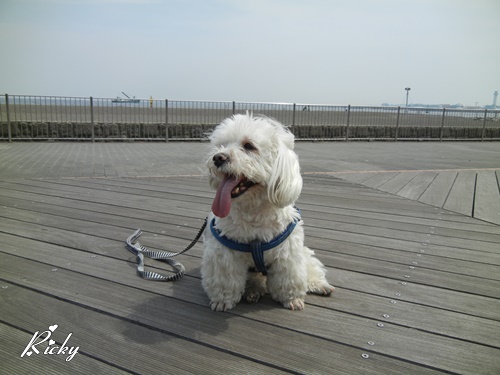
213, 153, 229, 168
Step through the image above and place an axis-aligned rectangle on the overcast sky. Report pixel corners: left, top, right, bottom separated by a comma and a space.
1, 0, 499, 106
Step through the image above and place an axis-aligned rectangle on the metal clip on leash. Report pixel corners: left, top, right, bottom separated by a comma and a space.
125, 218, 207, 281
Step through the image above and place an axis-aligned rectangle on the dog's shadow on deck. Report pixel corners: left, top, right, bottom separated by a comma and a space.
121, 265, 280, 346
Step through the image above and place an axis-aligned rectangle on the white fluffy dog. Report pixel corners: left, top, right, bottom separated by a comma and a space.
202, 114, 334, 311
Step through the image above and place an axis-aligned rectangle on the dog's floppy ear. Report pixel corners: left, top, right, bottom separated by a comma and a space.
267, 142, 303, 207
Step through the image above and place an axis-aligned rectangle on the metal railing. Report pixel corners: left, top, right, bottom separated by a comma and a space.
1, 94, 499, 141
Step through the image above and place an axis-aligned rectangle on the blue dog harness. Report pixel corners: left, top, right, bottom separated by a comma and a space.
209, 208, 301, 275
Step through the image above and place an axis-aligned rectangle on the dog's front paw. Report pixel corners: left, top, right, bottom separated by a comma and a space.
308, 282, 335, 296
284, 298, 305, 311
209, 300, 237, 312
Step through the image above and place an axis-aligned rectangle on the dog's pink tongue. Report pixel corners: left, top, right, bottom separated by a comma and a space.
212, 175, 239, 218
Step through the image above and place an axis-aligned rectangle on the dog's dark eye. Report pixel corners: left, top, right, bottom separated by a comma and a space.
243, 142, 257, 151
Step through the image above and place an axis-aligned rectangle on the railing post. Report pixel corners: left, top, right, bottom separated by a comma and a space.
440, 107, 446, 141
5, 94, 12, 142
395, 106, 401, 141
481, 109, 488, 141
345, 105, 351, 141
165, 99, 169, 142
292, 103, 296, 127
90, 96, 95, 142
232, 101, 236, 115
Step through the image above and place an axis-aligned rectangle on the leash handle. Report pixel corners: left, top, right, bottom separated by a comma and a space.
125, 218, 207, 281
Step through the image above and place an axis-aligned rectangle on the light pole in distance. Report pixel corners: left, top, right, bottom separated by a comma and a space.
405, 87, 411, 107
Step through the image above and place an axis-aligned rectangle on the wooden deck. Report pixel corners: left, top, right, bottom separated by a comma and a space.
1, 142, 500, 374
1, 171, 500, 374
324, 168, 500, 225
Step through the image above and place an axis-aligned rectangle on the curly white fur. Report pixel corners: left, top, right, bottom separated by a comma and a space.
202, 114, 334, 311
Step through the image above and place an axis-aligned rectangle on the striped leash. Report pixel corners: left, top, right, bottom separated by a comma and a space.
125, 218, 207, 281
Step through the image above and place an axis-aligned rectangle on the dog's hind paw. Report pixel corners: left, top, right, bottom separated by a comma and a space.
244, 290, 264, 304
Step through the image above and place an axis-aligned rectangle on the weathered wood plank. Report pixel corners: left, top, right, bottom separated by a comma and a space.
0, 186, 207, 231
305, 215, 500, 253
307, 226, 500, 265
397, 172, 439, 200
303, 177, 478, 221
362, 172, 400, 188
0, 180, 212, 219
419, 171, 458, 208
443, 171, 477, 216
335, 171, 379, 184
327, 267, 500, 321
377, 172, 420, 194
313, 236, 500, 280
304, 210, 500, 243
474, 171, 500, 225
44, 176, 213, 200
326, 287, 500, 349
